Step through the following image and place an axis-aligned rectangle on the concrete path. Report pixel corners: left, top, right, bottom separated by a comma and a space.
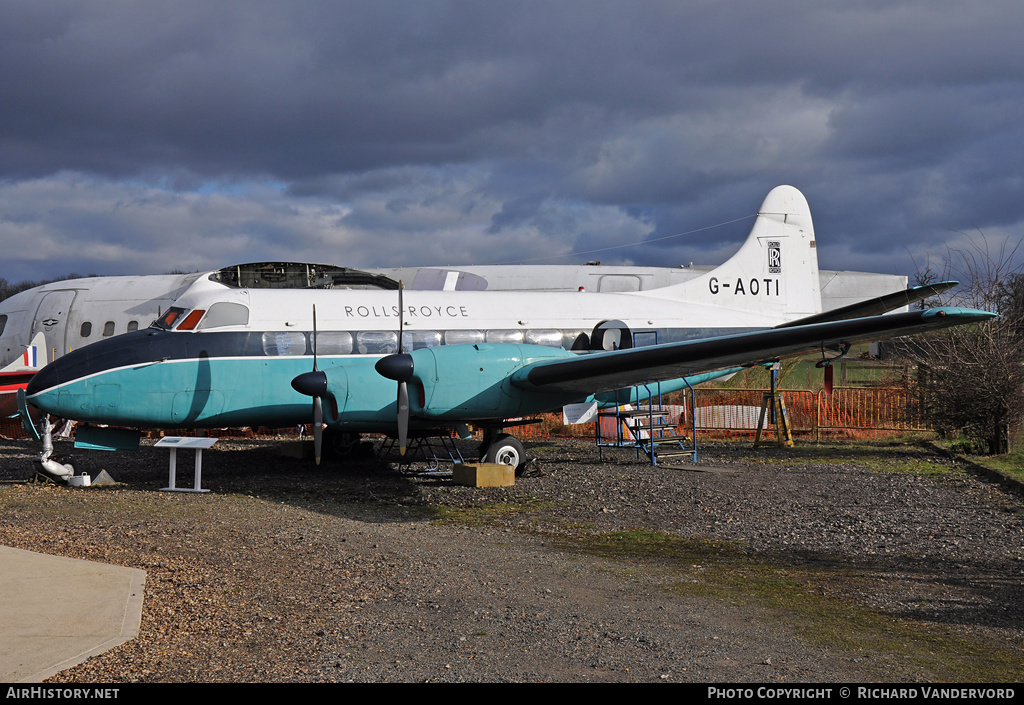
0, 546, 145, 682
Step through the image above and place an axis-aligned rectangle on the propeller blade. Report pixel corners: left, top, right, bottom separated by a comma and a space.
313, 396, 323, 465
397, 380, 409, 456
374, 281, 411, 457
292, 304, 326, 465
398, 281, 404, 354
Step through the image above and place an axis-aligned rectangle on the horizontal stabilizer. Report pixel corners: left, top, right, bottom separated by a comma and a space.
775, 281, 959, 328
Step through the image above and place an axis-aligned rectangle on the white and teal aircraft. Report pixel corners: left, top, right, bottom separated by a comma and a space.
23, 186, 992, 467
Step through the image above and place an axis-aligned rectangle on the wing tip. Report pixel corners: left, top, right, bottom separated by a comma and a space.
924, 306, 997, 321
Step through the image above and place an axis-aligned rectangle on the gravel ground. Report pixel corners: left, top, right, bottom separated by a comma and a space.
0, 433, 1022, 683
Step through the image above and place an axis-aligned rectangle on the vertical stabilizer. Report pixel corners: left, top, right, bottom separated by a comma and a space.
0, 332, 45, 373
640, 185, 822, 322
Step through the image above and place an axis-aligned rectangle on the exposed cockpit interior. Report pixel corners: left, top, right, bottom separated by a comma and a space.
212, 262, 399, 290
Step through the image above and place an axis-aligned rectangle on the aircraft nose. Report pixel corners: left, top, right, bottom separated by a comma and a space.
25, 329, 159, 400
25, 357, 65, 396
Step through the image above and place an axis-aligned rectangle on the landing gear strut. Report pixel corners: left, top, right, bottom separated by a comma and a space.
321, 430, 371, 461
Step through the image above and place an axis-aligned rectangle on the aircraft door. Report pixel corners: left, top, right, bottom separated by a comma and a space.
31, 291, 77, 364
597, 275, 642, 292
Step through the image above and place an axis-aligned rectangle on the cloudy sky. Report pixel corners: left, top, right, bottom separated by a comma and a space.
2, 1, 1023, 282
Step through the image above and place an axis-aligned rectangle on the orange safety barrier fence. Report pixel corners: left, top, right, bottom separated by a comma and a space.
816, 386, 925, 439
1, 388, 926, 444
689, 388, 812, 439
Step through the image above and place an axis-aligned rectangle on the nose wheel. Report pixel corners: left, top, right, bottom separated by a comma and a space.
480, 432, 526, 475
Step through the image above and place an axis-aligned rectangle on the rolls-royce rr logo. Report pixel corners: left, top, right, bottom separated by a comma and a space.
768, 241, 781, 273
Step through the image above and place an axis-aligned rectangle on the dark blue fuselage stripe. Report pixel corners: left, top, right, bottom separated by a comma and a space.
27, 326, 754, 396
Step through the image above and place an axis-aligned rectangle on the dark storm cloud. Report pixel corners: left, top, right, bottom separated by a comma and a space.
1, 1, 680, 179
1, 1, 1023, 280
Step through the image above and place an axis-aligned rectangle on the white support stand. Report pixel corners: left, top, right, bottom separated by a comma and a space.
155, 437, 218, 493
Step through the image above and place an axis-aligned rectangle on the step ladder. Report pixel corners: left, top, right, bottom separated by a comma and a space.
596, 386, 697, 465
595, 330, 698, 465
379, 433, 466, 475
600, 404, 696, 465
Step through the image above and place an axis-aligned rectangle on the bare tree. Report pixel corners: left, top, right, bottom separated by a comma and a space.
904, 235, 1024, 454
0, 273, 97, 302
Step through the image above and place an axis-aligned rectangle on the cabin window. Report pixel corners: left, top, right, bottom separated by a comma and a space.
401, 331, 442, 350
103, 321, 115, 337
525, 329, 562, 347
486, 329, 524, 344
444, 329, 484, 345
154, 307, 186, 330
198, 302, 249, 330
127, 321, 139, 332
355, 331, 398, 354
80, 322, 92, 338
313, 331, 353, 355
262, 331, 307, 356
0, 315, 6, 337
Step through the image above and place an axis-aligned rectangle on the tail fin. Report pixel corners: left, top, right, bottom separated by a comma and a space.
0, 332, 45, 373
641, 185, 822, 322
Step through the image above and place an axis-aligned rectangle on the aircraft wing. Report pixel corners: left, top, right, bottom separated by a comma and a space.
512, 307, 993, 396
775, 281, 958, 328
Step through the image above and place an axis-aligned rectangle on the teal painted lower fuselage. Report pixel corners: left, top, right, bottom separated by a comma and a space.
29, 344, 729, 432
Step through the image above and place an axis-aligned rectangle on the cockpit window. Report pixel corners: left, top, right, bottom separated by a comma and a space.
153, 307, 187, 330
175, 309, 206, 331
0, 314, 6, 337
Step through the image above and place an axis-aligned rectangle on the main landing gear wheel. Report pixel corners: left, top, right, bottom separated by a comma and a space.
329, 431, 362, 458
482, 433, 526, 476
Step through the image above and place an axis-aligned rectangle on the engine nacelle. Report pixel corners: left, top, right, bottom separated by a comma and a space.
408, 343, 574, 420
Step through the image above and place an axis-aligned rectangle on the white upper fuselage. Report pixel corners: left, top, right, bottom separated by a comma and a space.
167, 275, 787, 349
163, 185, 822, 347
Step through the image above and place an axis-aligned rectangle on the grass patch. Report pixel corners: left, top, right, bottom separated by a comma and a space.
565, 528, 742, 562
428, 498, 553, 526
853, 458, 961, 478
540, 526, 1023, 682
969, 452, 1024, 484
735, 439, 965, 479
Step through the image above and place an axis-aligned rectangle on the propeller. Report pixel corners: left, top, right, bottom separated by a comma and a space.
374, 282, 413, 456
290, 304, 327, 464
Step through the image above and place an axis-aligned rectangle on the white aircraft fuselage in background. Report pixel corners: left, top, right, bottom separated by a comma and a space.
0, 185, 904, 422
